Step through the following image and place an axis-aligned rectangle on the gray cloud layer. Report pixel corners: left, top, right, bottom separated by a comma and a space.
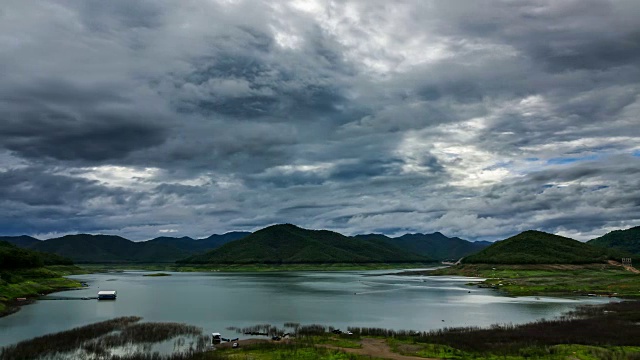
1, 0, 639, 241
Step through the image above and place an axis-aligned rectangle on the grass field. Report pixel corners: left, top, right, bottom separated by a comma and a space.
407, 263, 640, 298
0, 266, 85, 316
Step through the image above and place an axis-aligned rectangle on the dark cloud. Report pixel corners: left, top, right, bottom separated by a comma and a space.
0, 0, 639, 240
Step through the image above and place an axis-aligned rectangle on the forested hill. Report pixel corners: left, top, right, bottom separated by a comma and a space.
0, 232, 250, 263
144, 232, 250, 253
588, 226, 640, 255
464, 230, 620, 264
0, 241, 73, 269
179, 224, 431, 264
354, 232, 488, 260
0, 235, 41, 248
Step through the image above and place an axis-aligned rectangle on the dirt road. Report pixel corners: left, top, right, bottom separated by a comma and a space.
608, 260, 640, 273
320, 338, 440, 360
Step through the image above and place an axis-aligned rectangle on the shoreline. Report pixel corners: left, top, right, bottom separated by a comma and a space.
77, 262, 439, 273
0, 285, 82, 319
0, 266, 86, 319
3, 300, 639, 359
394, 263, 640, 298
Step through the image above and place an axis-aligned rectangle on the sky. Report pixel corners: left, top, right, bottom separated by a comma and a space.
1, 0, 639, 241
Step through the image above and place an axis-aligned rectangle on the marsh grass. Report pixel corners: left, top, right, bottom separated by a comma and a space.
345, 301, 640, 357
0, 317, 210, 360
0, 316, 141, 359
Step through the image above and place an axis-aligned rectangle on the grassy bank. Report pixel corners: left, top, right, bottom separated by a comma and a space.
79, 262, 435, 273
401, 263, 640, 298
0, 266, 85, 316
5, 301, 640, 359
375, 300, 640, 359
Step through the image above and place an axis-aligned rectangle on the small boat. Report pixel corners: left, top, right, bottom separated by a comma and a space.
97, 291, 117, 300
211, 333, 222, 344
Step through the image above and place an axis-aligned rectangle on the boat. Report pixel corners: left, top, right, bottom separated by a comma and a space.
211, 332, 222, 344
97, 290, 117, 300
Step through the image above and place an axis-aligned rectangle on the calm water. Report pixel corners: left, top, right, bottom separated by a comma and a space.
0, 269, 615, 347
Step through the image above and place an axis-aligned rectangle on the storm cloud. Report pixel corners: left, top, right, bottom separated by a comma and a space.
0, 0, 639, 241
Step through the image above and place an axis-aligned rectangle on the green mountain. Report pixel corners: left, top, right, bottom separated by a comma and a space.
0, 241, 73, 269
355, 232, 488, 260
0, 235, 41, 248
144, 232, 250, 253
27, 234, 181, 263
179, 224, 431, 264
588, 226, 640, 255
464, 230, 616, 264
1, 232, 251, 263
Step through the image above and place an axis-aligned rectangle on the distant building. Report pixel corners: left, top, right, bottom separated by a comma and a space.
98, 290, 117, 300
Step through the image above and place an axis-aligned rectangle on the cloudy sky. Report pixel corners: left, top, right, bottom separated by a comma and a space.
1, 0, 639, 241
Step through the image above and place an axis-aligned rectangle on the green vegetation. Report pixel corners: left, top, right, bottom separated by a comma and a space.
6, 302, 640, 360
0, 240, 73, 269
589, 225, 640, 255
79, 262, 430, 273
1, 232, 250, 263
464, 230, 622, 264
362, 301, 640, 359
417, 263, 640, 297
0, 316, 210, 360
179, 224, 430, 264
356, 232, 488, 260
0, 266, 84, 315
0, 241, 83, 316
208, 342, 368, 360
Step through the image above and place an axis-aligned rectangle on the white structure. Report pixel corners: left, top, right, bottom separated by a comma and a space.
97, 290, 117, 300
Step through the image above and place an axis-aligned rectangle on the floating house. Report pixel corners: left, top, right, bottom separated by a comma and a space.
97, 290, 117, 300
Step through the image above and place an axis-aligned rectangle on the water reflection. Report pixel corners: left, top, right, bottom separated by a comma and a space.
0, 270, 615, 347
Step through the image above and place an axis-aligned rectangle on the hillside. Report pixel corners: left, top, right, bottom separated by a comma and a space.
464, 230, 615, 264
0, 241, 73, 269
144, 232, 250, 253
355, 232, 488, 260
1, 232, 251, 263
0, 236, 41, 248
588, 226, 640, 255
28, 234, 192, 263
179, 224, 431, 264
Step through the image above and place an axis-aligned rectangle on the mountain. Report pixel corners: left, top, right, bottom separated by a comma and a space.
179, 224, 431, 264
0, 235, 42, 248
588, 226, 640, 255
0, 240, 73, 269
27, 234, 188, 263
143, 232, 250, 253
355, 232, 489, 260
464, 230, 616, 264
1, 232, 251, 263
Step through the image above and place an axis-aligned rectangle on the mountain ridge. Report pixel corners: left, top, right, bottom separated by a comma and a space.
588, 226, 640, 255
179, 224, 431, 264
354, 232, 488, 260
464, 230, 623, 264
1, 232, 251, 263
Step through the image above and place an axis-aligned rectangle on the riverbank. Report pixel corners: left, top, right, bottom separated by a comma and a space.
398, 263, 640, 298
3, 301, 640, 360
0, 266, 86, 317
78, 262, 436, 273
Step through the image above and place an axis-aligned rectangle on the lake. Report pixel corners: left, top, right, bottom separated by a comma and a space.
0, 269, 615, 347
